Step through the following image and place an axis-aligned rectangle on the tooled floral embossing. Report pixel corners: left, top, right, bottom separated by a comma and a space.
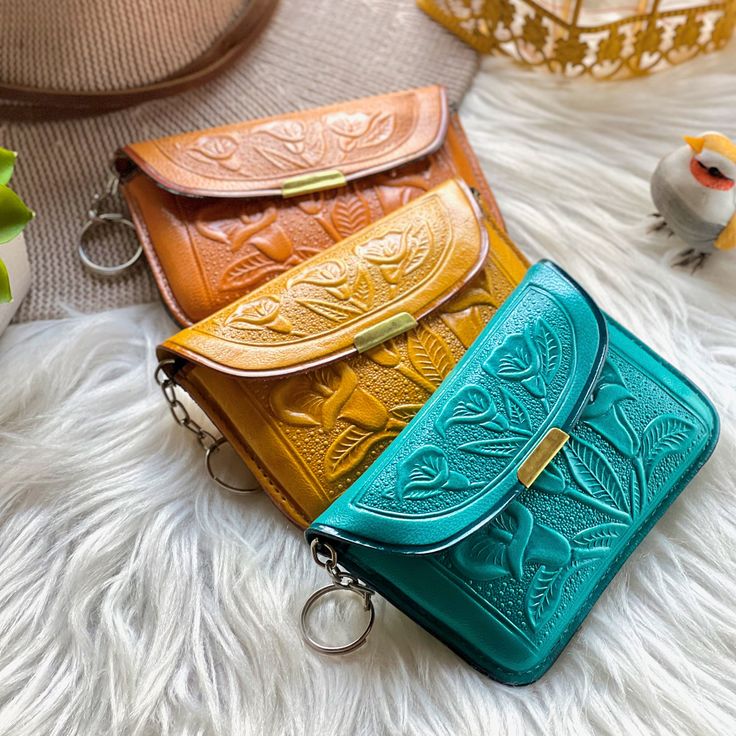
258, 120, 327, 169
356, 223, 431, 296
444, 331, 701, 639
224, 296, 293, 334
484, 318, 561, 400
325, 111, 395, 152
375, 162, 434, 214
440, 266, 506, 348
207, 197, 453, 345
579, 360, 639, 457
452, 502, 572, 630
298, 187, 374, 242
391, 445, 471, 502
178, 109, 406, 179
269, 364, 420, 481
267, 320, 458, 482
194, 203, 324, 292
366, 324, 454, 394
289, 260, 375, 322
187, 135, 240, 169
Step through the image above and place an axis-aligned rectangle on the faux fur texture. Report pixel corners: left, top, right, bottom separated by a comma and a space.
2, 48, 736, 736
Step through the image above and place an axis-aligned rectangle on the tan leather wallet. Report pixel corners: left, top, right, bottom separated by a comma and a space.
116, 85, 505, 325
157, 179, 528, 527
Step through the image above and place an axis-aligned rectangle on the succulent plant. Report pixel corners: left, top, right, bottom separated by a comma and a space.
0, 147, 34, 303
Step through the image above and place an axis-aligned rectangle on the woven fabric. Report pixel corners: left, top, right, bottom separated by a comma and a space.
0, 0, 479, 323
0, 0, 245, 91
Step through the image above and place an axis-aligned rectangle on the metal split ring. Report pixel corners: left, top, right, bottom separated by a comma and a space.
300, 581, 375, 655
205, 436, 261, 494
78, 213, 142, 277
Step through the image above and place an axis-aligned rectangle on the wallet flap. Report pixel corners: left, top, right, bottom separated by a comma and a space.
307, 262, 609, 553
157, 178, 488, 377
117, 86, 448, 198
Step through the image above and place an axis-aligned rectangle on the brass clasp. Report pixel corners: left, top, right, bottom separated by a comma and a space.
281, 169, 347, 198
517, 427, 569, 488
354, 313, 418, 353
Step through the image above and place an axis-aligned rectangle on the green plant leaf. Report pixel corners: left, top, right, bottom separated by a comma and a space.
0, 185, 33, 244
0, 148, 16, 186
0, 258, 11, 303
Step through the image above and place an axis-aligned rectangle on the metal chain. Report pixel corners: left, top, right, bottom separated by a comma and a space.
154, 360, 260, 493
155, 360, 218, 451
301, 539, 376, 654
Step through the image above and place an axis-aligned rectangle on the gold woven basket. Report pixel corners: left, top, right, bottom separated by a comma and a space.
419, 0, 735, 78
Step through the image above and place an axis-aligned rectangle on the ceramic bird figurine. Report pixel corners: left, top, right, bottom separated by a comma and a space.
650, 132, 736, 271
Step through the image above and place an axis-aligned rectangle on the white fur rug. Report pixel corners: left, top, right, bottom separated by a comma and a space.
2, 49, 736, 736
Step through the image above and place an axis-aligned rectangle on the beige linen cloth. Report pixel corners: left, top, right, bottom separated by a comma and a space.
0, 0, 478, 322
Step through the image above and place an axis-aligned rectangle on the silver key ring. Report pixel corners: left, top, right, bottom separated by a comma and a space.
300, 581, 375, 655
78, 212, 143, 277
205, 436, 261, 494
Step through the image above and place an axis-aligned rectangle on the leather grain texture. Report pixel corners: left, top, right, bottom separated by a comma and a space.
121, 87, 503, 325
307, 261, 720, 684
157, 182, 528, 527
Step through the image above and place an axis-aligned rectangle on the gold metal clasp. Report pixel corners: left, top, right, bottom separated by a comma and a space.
354, 312, 418, 353
517, 427, 569, 488
281, 169, 347, 198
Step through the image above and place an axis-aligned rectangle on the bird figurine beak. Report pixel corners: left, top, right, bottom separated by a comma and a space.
684, 135, 705, 153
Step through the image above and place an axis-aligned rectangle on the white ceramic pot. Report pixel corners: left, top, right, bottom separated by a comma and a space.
0, 231, 31, 335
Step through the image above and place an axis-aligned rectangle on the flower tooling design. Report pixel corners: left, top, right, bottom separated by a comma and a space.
374, 162, 434, 214
224, 296, 293, 334
289, 260, 375, 324
452, 502, 572, 630
179, 108, 408, 179
393, 446, 471, 502
298, 187, 374, 243
440, 266, 505, 348
356, 223, 431, 296
262, 283, 503, 483
484, 318, 560, 400
269, 364, 421, 481
365, 324, 454, 394
447, 344, 700, 639
326, 112, 395, 153
213, 210, 446, 342
194, 204, 318, 292
265, 293, 466, 481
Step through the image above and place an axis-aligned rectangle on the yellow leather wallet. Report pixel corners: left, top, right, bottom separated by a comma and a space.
116, 85, 505, 325
156, 179, 528, 527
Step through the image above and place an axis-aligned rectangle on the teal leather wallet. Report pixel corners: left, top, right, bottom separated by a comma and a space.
304, 260, 719, 684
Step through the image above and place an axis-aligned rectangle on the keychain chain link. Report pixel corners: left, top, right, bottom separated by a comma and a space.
310, 540, 366, 592
155, 360, 218, 452
154, 360, 260, 493
301, 539, 376, 655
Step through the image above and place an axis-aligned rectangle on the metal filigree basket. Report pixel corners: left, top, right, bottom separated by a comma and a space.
419, 0, 736, 78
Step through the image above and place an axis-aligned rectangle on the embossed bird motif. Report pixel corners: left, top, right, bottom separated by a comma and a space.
650, 132, 736, 270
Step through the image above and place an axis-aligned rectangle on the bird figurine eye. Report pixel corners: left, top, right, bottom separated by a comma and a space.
697, 160, 728, 180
